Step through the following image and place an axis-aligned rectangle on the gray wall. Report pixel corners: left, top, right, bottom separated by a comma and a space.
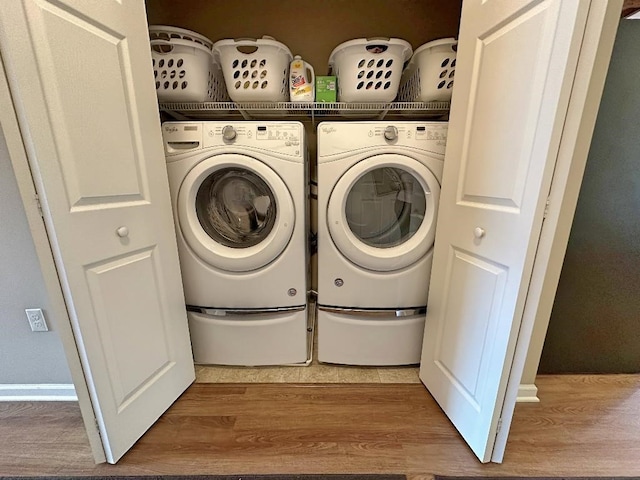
0, 127, 72, 384
539, 20, 640, 373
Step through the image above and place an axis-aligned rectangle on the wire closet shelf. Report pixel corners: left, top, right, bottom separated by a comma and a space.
158, 101, 450, 121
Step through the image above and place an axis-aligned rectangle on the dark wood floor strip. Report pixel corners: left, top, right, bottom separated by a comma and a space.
0, 375, 638, 478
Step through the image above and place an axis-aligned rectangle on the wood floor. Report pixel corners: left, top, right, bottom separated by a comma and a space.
0, 375, 639, 479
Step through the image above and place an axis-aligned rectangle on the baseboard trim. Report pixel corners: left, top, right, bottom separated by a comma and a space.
0, 383, 77, 401
516, 383, 540, 403
0, 382, 536, 403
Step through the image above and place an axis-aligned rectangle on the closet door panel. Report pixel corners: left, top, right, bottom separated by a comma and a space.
0, 0, 194, 464
420, 0, 594, 463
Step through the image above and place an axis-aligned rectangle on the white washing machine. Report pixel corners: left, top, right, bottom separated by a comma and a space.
163, 121, 309, 366
316, 121, 447, 366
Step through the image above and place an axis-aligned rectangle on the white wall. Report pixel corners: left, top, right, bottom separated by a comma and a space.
0, 127, 72, 384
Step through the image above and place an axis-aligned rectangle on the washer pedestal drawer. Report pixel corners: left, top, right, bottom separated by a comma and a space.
317, 308, 425, 366
188, 308, 308, 366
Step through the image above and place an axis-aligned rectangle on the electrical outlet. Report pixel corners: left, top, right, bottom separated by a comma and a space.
25, 308, 48, 332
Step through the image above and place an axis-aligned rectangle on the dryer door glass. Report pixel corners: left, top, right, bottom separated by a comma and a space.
345, 167, 427, 248
195, 167, 276, 248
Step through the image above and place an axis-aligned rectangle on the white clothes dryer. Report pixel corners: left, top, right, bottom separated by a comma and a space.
316, 121, 447, 366
163, 121, 309, 366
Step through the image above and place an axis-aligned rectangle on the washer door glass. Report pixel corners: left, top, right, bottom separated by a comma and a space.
327, 154, 440, 272
345, 167, 426, 249
196, 168, 276, 248
178, 154, 295, 273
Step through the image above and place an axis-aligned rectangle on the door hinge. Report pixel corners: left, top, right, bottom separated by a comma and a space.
543, 197, 551, 219
496, 417, 503, 435
34, 193, 44, 218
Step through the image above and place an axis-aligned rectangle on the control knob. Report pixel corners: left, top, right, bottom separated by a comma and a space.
384, 126, 398, 141
222, 125, 237, 141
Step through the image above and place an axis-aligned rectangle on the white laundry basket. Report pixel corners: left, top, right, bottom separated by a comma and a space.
149, 25, 215, 49
213, 36, 293, 102
398, 38, 457, 103
149, 25, 229, 103
328, 38, 412, 103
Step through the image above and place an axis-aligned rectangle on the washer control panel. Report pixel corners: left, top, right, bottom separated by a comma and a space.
203, 123, 302, 156
163, 122, 303, 157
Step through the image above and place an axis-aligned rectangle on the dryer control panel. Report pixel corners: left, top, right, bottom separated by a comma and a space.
317, 121, 448, 158
366, 124, 447, 146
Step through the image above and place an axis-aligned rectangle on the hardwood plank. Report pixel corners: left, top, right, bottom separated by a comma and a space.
0, 375, 638, 477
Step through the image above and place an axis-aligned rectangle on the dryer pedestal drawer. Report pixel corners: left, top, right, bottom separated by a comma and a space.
188, 308, 308, 366
317, 308, 425, 366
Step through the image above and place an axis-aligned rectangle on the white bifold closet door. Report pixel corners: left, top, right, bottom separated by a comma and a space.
0, 0, 195, 463
420, 0, 620, 464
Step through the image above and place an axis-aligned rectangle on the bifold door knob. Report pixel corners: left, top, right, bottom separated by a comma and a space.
474, 227, 485, 239
116, 226, 129, 237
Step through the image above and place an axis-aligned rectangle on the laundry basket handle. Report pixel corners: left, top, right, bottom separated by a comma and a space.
226, 36, 286, 49
150, 39, 174, 53
231, 39, 260, 54
150, 38, 211, 54
213, 37, 292, 60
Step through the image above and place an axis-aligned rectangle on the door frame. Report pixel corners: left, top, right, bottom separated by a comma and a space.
0, 53, 106, 462
518, 0, 623, 391
494, 0, 623, 461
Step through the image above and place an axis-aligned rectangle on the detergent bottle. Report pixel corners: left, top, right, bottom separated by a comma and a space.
289, 55, 315, 102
